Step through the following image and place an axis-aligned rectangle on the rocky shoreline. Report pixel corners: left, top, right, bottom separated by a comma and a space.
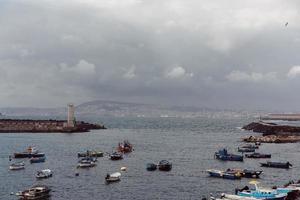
0, 119, 106, 133
242, 121, 300, 143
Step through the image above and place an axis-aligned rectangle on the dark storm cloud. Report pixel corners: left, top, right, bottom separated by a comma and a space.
1, 0, 300, 110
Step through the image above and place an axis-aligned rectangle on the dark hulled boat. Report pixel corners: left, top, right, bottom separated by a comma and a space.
260, 161, 292, 169
206, 169, 241, 180
77, 150, 103, 157
14, 146, 40, 158
214, 149, 243, 161
158, 160, 172, 171
245, 152, 271, 158
110, 152, 123, 160
146, 163, 157, 171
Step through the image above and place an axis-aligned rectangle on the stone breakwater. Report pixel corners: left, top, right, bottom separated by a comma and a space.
0, 119, 106, 133
242, 121, 300, 143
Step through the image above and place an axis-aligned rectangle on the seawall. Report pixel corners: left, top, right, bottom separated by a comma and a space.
0, 119, 106, 133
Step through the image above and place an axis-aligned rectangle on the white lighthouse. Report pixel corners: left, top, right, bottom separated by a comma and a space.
67, 104, 75, 127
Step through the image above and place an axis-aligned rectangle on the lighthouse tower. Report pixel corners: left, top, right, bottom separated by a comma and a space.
67, 104, 75, 127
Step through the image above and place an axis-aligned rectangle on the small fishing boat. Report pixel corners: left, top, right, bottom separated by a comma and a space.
77, 160, 96, 168
30, 153, 45, 158
206, 169, 241, 180
158, 160, 172, 171
14, 146, 39, 158
36, 169, 52, 179
218, 193, 260, 200
9, 162, 25, 170
16, 185, 51, 200
77, 150, 103, 157
241, 144, 259, 149
245, 153, 271, 159
79, 157, 97, 163
238, 147, 255, 153
236, 181, 287, 200
260, 161, 292, 169
30, 156, 46, 164
226, 169, 263, 178
110, 152, 123, 160
105, 172, 121, 183
117, 140, 133, 153
214, 149, 243, 162
146, 163, 157, 171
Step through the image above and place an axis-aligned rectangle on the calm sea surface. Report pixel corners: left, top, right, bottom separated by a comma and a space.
0, 116, 299, 199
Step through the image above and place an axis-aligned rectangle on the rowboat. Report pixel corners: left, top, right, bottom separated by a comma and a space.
158, 160, 172, 171
36, 169, 52, 179
146, 163, 157, 171
9, 162, 25, 170
30, 156, 46, 164
105, 172, 121, 183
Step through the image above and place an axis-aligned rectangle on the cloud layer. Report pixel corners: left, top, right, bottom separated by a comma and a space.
1, 0, 300, 110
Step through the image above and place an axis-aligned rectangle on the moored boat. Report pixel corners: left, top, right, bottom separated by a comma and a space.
30, 156, 46, 164
146, 163, 157, 171
77, 150, 103, 157
238, 147, 255, 153
14, 146, 39, 158
9, 162, 25, 170
16, 185, 51, 200
36, 169, 52, 179
117, 140, 133, 153
245, 153, 271, 159
236, 181, 287, 200
260, 161, 292, 169
77, 160, 96, 168
79, 157, 97, 163
105, 172, 121, 183
241, 144, 259, 149
206, 169, 241, 180
226, 169, 263, 178
214, 149, 243, 162
218, 193, 260, 200
110, 152, 123, 160
158, 160, 172, 171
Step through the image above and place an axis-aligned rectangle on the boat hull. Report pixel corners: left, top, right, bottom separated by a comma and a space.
30, 157, 46, 164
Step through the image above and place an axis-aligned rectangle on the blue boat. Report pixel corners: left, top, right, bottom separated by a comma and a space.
146, 163, 157, 171
30, 156, 46, 163
237, 181, 287, 200
215, 149, 243, 161
206, 169, 241, 180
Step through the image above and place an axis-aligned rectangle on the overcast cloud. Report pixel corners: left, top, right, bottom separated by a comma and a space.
1, 0, 300, 110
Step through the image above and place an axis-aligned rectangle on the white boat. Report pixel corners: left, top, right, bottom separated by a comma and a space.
77, 160, 96, 168
36, 169, 52, 179
9, 162, 25, 170
105, 172, 121, 183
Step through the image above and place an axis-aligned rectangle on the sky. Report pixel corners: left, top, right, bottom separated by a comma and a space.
1, 0, 300, 111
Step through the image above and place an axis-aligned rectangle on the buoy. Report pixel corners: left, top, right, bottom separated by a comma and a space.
75, 173, 79, 176
121, 167, 127, 171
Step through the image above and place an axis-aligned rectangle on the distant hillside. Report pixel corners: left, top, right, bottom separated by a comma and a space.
0, 100, 261, 118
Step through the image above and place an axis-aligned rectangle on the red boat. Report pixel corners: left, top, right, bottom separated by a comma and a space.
117, 140, 133, 153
